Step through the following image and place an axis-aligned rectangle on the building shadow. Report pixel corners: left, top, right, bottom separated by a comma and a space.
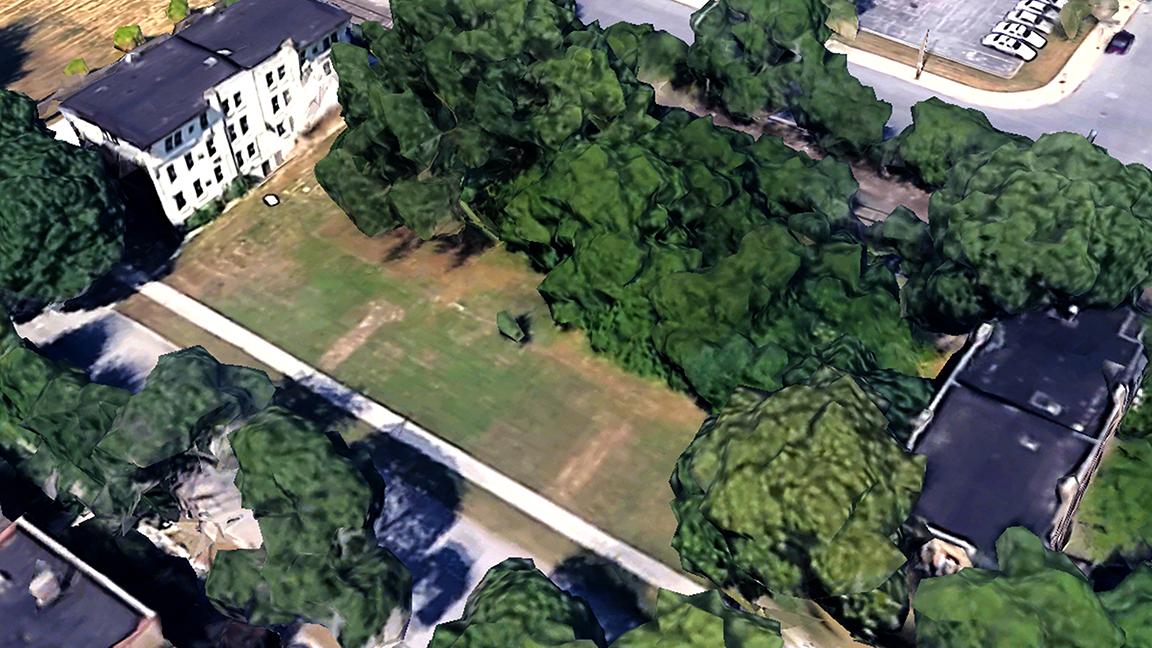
550, 551, 655, 642
412, 543, 472, 625
856, 0, 878, 14
0, 21, 32, 87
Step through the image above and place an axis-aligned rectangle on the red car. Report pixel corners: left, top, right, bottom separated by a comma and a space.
1107, 30, 1135, 54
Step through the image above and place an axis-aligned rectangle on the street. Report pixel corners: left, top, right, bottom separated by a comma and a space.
577, 0, 1152, 166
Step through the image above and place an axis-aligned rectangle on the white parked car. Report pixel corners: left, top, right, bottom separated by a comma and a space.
1016, 0, 1059, 15
1038, 0, 1068, 8
982, 33, 1039, 61
991, 21, 1048, 49
1005, 9, 1056, 34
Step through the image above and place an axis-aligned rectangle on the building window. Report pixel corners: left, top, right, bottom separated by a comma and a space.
247, 142, 256, 157
174, 191, 186, 209
234, 92, 242, 106
187, 124, 194, 134
199, 113, 209, 129
166, 165, 177, 182
283, 89, 291, 104
271, 96, 280, 113
236, 150, 244, 167
214, 165, 224, 182
184, 152, 194, 170
276, 123, 285, 136
194, 180, 203, 197
323, 60, 332, 75
240, 116, 249, 134
226, 125, 236, 140
206, 137, 216, 156
164, 130, 183, 151
265, 71, 274, 86
277, 65, 285, 79
221, 98, 230, 115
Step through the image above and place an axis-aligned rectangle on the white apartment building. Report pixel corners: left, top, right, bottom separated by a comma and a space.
59, 0, 351, 225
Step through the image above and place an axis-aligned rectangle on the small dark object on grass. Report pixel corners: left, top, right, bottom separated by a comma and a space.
496, 310, 528, 343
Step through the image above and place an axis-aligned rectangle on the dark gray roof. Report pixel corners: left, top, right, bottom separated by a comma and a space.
60, 36, 240, 149
178, 0, 351, 68
0, 521, 143, 647
958, 308, 1145, 436
912, 385, 1095, 562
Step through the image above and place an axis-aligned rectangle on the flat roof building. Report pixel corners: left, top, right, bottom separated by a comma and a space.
0, 514, 164, 647
909, 307, 1146, 567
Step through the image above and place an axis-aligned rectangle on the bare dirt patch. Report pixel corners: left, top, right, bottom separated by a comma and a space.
318, 299, 406, 371
2, 0, 211, 104
551, 423, 635, 501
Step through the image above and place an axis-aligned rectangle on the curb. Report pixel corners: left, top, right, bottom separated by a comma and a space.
829, 2, 1144, 110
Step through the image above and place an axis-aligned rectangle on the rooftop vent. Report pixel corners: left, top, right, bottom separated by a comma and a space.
217, 48, 233, 56
1019, 435, 1041, 452
1029, 391, 1064, 418
123, 52, 139, 64
204, 56, 219, 67
29, 561, 62, 608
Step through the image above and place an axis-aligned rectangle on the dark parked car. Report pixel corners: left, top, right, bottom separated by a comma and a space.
1107, 30, 1135, 54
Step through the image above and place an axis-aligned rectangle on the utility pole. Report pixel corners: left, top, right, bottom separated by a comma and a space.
915, 30, 930, 80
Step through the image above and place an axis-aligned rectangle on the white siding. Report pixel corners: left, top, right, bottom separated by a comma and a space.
60, 18, 351, 226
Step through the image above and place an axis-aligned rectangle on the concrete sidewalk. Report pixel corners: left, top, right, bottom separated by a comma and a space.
132, 282, 704, 595
132, 280, 851, 648
828, 1, 1143, 110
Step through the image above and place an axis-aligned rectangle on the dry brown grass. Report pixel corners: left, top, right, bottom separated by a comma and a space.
1, 0, 212, 105
840, 26, 1094, 92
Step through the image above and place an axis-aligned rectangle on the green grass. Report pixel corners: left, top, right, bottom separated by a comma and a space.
157, 149, 706, 568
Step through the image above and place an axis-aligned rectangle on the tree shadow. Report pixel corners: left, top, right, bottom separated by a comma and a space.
412, 543, 473, 625
433, 225, 495, 269
0, 21, 32, 87
365, 433, 465, 563
23, 313, 152, 392
385, 230, 426, 262
856, 0, 878, 14
60, 165, 183, 314
550, 551, 655, 642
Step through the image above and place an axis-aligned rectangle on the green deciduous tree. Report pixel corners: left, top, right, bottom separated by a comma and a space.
603, 22, 690, 83
905, 132, 1152, 333
429, 558, 604, 647
914, 527, 1127, 648
670, 376, 924, 635
205, 408, 411, 647
1100, 563, 1152, 647
63, 57, 90, 76
685, 0, 888, 154
167, 0, 190, 24
1060, 0, 1094, 38
1073, 436, 1152, 563
113, 25, 145, 52
884, 97, 1031, 190
613, 589, 782, 648
0, 89, 125, 308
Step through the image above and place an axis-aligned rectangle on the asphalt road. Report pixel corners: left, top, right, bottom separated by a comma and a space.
15, 309, 650, 647
578, 0, 1152, 166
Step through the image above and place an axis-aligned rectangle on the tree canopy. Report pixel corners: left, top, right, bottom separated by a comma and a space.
883, 97, 1031, 190
429, 558, 605, 648
612, 589, 782, 648
205, 408, 411, 647
670, 376, 924, 634
0, 89, 125, 308
1099, 563, 1152, 648
902, 132, 1152, 333
684, 0, 889, 154
914, 527, 1128, 647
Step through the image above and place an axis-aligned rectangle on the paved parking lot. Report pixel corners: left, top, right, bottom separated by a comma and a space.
858, 0, 1030, 77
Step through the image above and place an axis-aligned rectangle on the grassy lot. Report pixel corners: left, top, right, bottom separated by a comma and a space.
126, 127, 708, 569
839, 23, 1095, 92
2, 0, 211, 105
